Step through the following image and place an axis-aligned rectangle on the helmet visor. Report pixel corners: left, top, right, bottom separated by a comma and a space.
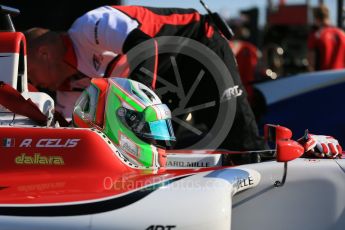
144, 119, 176, 141
118, 107, 176, 144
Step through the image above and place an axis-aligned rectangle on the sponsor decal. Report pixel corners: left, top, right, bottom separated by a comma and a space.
119, 133, 140, 158
93, 54, 104, 71
166, 160, 210, 168
220, 85, 243, 102
19, 139, 80, 148
305, 159, 321, 163
146, 226, 176, 230
18, 182, 65, 192
2, 138, 15, 147
15, 153, 65, 165
233, 176, 254, 190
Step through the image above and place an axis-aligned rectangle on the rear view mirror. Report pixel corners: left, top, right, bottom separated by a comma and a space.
276, 140, 304, 163
264, 124, 292, 142
264, 124, 304, 187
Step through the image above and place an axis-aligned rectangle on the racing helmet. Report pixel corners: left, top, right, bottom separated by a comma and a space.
73, 77, 176, 168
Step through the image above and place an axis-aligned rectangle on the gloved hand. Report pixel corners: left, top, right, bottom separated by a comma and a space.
298, 130, 342, 158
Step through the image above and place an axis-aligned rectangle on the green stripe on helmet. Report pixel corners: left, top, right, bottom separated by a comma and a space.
110, 85, 144, 112
144, 106, 158, 122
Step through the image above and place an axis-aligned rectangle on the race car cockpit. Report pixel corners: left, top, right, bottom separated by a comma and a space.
0, 5, 55, 126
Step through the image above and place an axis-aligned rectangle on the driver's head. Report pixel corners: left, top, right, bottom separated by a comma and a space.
73, 78, 176, 168
25, 28, 75, 91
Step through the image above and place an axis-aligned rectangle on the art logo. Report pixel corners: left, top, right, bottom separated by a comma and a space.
15, 153, 65, 165
2, 138, 15, 147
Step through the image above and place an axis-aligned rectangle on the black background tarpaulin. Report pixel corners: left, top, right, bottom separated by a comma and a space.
0, 0, 121, 31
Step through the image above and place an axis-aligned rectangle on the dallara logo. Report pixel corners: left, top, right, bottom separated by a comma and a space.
15, 153, 65, 165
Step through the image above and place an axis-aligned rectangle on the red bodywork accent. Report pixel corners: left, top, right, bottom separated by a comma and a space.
264, 124, 304, 162
0, 127, 217, 204
70, 78, 108, 128
0, 83, 46, 125
72, 114, 90, 128
264, 124, 293, 142
157, 148, 167, 168
92, 78, 108, 127
276, 140, 304, 162
28, 83, 39, 92
276, 126, 293, 140
0, 32, 26, 54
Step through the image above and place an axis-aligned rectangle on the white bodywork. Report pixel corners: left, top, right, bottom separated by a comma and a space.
1, 158, 345, 229
0, 53, 27, 92
166, 153, 222, 168
232, 159, 345, 230
0, 47, 54, 122
0, 169, 261, 230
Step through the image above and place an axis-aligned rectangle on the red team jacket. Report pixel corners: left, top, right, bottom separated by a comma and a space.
229, 40, 258, 103
308, 26, 345, 70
